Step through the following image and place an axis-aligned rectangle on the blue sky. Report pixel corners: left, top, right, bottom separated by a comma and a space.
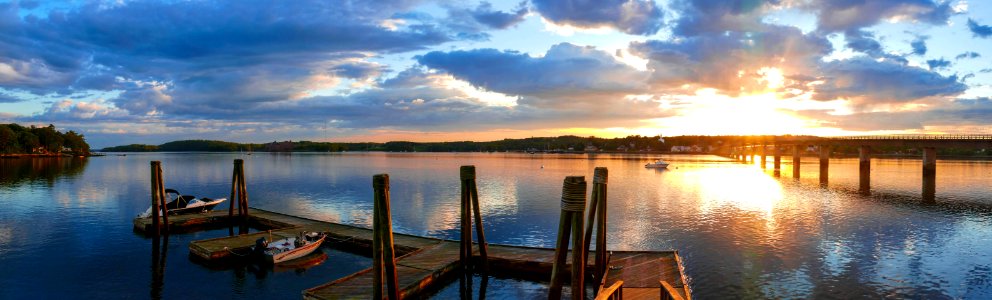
1, 0, 991, 147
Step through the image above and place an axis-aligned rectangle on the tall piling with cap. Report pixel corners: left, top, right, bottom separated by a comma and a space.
583, 167, 609, 293
149, 161, 169, 236
372, 174, 399, 300
460, 166, 489, 272
549, 176, 587, 300
229, 159, 249, 221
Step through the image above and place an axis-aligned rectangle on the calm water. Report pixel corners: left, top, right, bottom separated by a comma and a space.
1, 152, 991, 299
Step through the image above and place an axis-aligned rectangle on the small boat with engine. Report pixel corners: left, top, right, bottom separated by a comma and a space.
645, 159, 670, 168
253, 231, 327, 264
138, 189, 226, 218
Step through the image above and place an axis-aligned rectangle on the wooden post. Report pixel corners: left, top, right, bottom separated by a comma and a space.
229, 160, 238, 218
460, 167, 472, 271
239, 160, 249, 220
583, 167, 608, 294
819, 145, 830, 185
156, 163, 169, 234
761, 145, 768, 169
229, 159, 249, 220
150, 161, 161, 237
792, 145, 801, 179
859, 146, 871, 195
461, 166, 489, 272
549, 176, 587, 300
773, 145, 782, 176
923, 147, 937, 203
373, 174, 399, 300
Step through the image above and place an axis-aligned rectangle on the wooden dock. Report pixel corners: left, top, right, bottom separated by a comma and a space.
136, 208, 690, 299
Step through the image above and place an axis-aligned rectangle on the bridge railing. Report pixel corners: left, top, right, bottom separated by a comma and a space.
827, 135, 992, 140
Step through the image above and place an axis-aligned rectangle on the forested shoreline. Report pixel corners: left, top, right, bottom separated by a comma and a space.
0, 124, 90, 156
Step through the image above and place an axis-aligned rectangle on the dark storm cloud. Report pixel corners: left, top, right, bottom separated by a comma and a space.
0, 0, 452, 99
672, 0, 780, 36
813, 57, 966, 105
630, 25, 832, 92
967, 19, 992, 38
926, 58, 952, 70
954, 52, 980, 60
844, 30, 884, 56
467, 1, 529, 29
417, 43, 647, 99
910, 36, 928, 55
531, 0, 663, 35
810, 0, 952, 32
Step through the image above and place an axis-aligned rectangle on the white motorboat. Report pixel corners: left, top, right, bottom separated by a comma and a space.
255, 231, 327, 264
138, 189, 227, 218
645, 159, 670, 168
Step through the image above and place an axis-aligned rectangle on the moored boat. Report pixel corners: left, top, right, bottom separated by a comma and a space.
255, 231, 327, 264
645, 159, 670, 168
138, 189, 226, 218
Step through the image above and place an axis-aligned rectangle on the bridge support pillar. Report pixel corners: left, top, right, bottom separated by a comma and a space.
792, 145, 801, 179
760, 146, 767, 169
773, 146, 782, 176
859, 146, 871, 195
819, 146, 830, 185
923, 147, 936, 202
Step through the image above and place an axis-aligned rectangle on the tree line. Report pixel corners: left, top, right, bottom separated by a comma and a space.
0, 123, 90, 155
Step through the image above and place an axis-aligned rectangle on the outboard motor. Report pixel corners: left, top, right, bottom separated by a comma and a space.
252, 237, 268, 256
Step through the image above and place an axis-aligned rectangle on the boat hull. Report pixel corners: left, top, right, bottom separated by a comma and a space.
267, 235, 326, 264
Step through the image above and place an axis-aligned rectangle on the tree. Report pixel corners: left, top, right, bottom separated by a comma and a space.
63, 130, 89, 154
0, 125, 17, 153
18, 131, 39, 153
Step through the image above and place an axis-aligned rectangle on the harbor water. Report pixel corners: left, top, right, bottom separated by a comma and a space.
1, 152, 991, 299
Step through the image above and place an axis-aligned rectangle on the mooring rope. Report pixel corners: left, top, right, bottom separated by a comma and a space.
560, 176, 586, 212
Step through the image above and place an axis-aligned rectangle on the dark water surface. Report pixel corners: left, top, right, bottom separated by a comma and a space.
1, 153, 991, 299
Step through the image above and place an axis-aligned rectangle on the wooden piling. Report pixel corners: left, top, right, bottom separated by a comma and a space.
583, 167, 608, 293
773, 146, 782, 175
156, 163, 169, 234
229, 159, 249, 221
819, 145, 830, 185
760, 146, 767, 169
460, 167, 472, 271
150, 161, 162, 237
859, 146, 871, 195
461, 166, 489, 272
923, 147, 937, 202
372, 174, 399, 300
792, 145, 801, 179
549, 176, 587, 300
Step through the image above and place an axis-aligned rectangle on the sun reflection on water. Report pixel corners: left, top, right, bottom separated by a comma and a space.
679, 166, 785, 217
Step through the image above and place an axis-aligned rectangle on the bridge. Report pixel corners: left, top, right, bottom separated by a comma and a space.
731, 135, 992, 202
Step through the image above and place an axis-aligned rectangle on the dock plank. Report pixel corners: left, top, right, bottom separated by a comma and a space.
168, 208, 691, 299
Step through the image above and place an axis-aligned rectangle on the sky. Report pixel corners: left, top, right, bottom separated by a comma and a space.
1, 0, 991, 148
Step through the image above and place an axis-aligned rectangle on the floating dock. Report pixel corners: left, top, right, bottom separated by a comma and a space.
136, 208, 690, 299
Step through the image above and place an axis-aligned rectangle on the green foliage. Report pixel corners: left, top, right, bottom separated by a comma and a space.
101, 144, 161, 152
159, 140, 241, 152
0, 123, 90, 155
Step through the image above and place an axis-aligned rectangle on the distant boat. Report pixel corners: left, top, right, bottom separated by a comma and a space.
138, 189, 226, 218
645, 159, 670, 169
254, 231, 327, 264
